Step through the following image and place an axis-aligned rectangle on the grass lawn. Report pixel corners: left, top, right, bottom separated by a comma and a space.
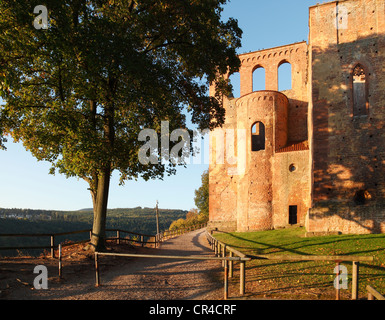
214, 227, 385, 300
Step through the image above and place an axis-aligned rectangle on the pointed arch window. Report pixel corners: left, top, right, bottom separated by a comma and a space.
352, 64, 369, 116
251, 122, 265, 152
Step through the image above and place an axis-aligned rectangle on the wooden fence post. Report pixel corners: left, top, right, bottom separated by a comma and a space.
224, 259, 229, 300
352, 261, 359, 300
116, 230, 120, 245
95, 253, 100, 287
336, 262, 340, 300
366, 285, 385, 300
51, 235, 55, 258
229, 251, 233, 278
58, 243, 62, 278
240, 260, 246, 295
222, 245, 226, 267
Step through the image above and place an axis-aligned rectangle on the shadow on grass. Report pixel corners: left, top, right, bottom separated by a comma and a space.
213, 228, 385, 299
213, 229, 385, 257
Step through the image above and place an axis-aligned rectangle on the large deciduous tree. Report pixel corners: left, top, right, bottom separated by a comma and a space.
0, 0, 241, 251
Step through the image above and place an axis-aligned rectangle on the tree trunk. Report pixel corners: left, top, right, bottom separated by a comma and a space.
89, 97, 115, 252
90, 165, 111, 252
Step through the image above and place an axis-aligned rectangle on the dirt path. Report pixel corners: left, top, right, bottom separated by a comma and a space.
0, 229, 224, 300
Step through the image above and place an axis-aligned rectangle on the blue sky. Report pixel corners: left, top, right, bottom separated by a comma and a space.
0, 0, 322, 211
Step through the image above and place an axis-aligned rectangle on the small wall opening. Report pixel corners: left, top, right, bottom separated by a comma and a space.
251, 122, 265, 152
278, 61, 292, 91
352, 64, 368, 116
253, 66, 266, 91
354, 190, 371, 205
289, 205, 298, 225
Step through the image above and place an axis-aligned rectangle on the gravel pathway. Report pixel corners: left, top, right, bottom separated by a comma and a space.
1, 229, 224, 300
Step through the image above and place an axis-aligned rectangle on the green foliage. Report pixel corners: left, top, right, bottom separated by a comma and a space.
0, 0, 241, 181
169, 209, 206, 231
194, 170, 209, 219
0, 0, 242, 249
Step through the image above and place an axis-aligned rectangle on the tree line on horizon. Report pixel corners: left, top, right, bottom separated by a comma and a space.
0, 206, 187, 256
0, 169, 209, 256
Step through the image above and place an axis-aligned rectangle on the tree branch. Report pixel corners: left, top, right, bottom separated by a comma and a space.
143, 39, 194, 54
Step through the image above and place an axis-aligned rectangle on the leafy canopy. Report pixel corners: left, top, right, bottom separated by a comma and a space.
0, 0, 241, 186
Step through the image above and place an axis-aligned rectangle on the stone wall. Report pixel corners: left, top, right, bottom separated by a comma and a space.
209, 0, 385, 235
307, 0, 385, 233
209, 42, 310, 232
273, 149, 311, 228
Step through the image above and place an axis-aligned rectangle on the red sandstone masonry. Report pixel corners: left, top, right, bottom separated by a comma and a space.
209, 0, 385, 234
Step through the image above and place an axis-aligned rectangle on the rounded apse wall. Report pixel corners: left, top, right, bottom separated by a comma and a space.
234, 90, 289, 231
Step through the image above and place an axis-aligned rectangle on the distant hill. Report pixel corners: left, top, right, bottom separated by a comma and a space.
0, 207, 187, 256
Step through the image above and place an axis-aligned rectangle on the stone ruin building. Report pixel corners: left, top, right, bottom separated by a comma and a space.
209, 0, 385, 235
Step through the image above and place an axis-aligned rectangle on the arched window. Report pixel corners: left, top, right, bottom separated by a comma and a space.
251, 122, 265, 151
352, 64, 368, 116
253, 66, 265, 91
278, 61, 292, 91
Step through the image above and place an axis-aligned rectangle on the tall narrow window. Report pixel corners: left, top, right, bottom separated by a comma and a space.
278, 61, 292, 91
253, 66, 265, 91
251, 122, 265, 151
353, 64, 368, 116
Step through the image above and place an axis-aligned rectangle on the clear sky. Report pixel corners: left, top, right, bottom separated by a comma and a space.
0, 0, 322, 211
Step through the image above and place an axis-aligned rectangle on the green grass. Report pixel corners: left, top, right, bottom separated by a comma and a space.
214, 227, 385, 300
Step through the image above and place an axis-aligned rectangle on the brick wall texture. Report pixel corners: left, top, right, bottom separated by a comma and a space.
209, 0, 385, 234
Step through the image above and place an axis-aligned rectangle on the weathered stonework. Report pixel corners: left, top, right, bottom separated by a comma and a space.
209, 0, 385, 234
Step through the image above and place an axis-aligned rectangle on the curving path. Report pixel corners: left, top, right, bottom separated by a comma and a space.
2, 229, 224, 300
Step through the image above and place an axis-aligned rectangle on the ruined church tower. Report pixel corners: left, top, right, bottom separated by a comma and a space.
209, 0, 385, 234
